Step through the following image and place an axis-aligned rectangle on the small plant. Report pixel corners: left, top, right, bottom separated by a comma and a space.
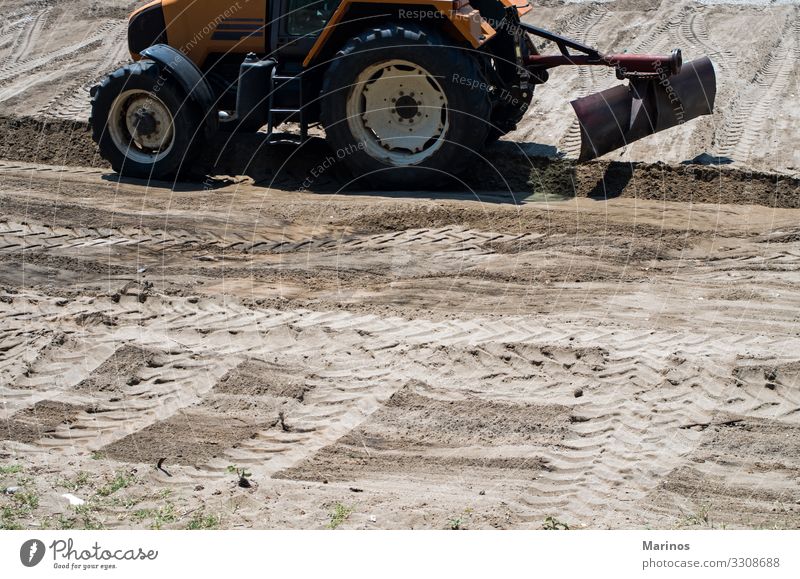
0, 486, 40, 530
131, 508, 153, 523
187, 511, 220, 530
683, 503, 712, 527
59, 471, 90, 492
1, 506, 22, 530
151, 503, 177, 530
56, 514, 76, 530
110, 494, 144, 510
73, 504, 104, 530
97, 471, 134, 497
0, 464, 23, 475
327, 503, 352, 530
542, 516, 569, 530
226, 465, 253, 488
448, 507, 473, 530
132, 503, 178, 529
49, 502, 103, 531
90, 451, 106, 460
13, 491, 39, 510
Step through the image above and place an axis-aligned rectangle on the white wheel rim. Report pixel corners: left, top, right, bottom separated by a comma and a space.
108, 89, 176, 165
346, 59, 448, 166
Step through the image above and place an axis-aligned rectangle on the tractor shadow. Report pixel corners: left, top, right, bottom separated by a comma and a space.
193, 131, 576, 203
102, 131, 730, 204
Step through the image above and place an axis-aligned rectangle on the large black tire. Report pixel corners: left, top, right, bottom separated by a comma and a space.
320, 24, 492, 189
484, 35, 537, 146
90, 61, 201, 180
485, 90, 534, 146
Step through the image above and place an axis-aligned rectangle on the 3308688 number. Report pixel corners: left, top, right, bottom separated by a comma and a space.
731, 558, 779, 567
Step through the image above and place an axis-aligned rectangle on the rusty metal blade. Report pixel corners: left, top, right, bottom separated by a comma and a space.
571, 57, 717, 161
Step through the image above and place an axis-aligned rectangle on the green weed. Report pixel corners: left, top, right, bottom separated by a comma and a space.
132, 503, 177, 530
97, 471, 134, 497
0, 464, 23, 475
327, 503, 352, 530
58, 471, 90, 492
542, 516, 569, 530
1, 490, 40, 529
448, 507, 473, 530
187, 511, 220, 530
73, 504, 104, 530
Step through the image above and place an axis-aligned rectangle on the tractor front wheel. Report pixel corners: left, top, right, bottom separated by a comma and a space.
320, 24, 492, 189
90, 61, 200, 180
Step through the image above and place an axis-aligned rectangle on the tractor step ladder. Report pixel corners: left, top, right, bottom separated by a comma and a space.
268, 72, 308, 143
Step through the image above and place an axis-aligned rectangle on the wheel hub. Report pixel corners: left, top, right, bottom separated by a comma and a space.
131, 108, 158, 137
109, 91, 176, 159
394, 94, 420, 120
355, 61, 447, 159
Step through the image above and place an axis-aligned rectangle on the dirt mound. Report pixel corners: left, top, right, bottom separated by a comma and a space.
215, 359, 313, 400
0, 113, 796, 208
100, 407, 277, 466
276, 383, 571, 483
1, 97, 798, 209
475, 150, 800, 208
2, 400, 84, 444
0, 116, 105, 168
645, 416, 800, 529
73, 345, 160, 393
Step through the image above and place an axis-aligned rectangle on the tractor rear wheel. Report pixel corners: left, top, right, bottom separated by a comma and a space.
90, 61, 200, 180
320, 24, 492, 189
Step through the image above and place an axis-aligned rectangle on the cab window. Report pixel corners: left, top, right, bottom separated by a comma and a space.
286, 0, 336, 36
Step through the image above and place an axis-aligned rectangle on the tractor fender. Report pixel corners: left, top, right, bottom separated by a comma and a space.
139, 44, 218, 138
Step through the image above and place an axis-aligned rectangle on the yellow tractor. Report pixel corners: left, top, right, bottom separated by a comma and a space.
91, 0, 716, 187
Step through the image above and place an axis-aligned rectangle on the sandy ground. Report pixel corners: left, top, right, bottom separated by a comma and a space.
1, 161, 799, 530
1, 0, 799, 530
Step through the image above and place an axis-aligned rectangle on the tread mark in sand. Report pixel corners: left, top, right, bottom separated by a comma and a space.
4, 292, 800, 513
554, 6, 608, 158
36, 26, 129, 120
714, 19, 799, 160
0, 219, 542, 257
4, 8, 50, 66
0, 21, 122, 84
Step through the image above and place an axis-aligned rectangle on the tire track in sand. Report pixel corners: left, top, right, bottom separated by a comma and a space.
37, 24, 129, 120
6, 290, 798, 522
714, 18, 799, 160
0, 219, 543, 258
4, 8, 51, 66
0, 21, 121, 85
676, 10, 737, 73
555, 5, 609, 158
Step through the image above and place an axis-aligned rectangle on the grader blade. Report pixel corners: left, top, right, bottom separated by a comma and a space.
571, 57, 717, 161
